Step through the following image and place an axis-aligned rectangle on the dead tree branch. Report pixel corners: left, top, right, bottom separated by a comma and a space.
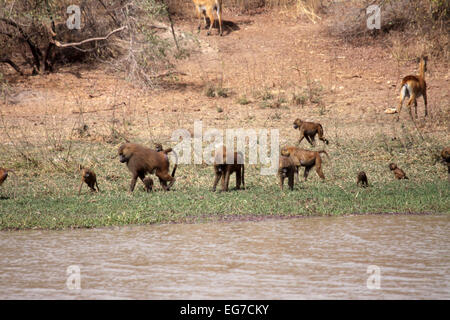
52, 26, 127, 48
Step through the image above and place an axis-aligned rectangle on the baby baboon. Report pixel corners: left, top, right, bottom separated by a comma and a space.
212, 146, 245, 192
78, 166, 99, 195
154, 143, 163, 152
293, 118, 329, 146
441, 147, 450, 178
0, 168, 14, 186
154, 143, 177, 177
389, 163, 408, 180
357, 171, 369, 187
155, 143, 173, 154
143, 177, 154, 192
118, 143, 177, 192
278, 154, 296, 190
281, 146, 329, 181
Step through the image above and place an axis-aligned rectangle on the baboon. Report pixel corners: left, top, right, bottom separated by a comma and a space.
397, 55, 428, 120
154, 143, 177, 177
281, 146, 329, 181
192, 0, 223, 36
212, 146, 245, 192
357, 171, 369, 188
78, 166, 99, 195
441, 147, 450, 178
155, 143, 173, 154
389, 163, 408, 180
118, 143, 177, 192
278, 155, 296, 190
154, 143, 163, 152
293, 118, 329, 146
0, 168, 14, 186
143, 177, 154, 192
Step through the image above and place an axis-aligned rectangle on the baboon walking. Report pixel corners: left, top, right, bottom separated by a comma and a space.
281, 146, 329, 182
293, 119, 329, 146
118, 143, 177, 192
212, 146, 245, 192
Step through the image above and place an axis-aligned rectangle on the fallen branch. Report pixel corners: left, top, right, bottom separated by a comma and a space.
52, 26, 126, 48
0, 59, 24, 75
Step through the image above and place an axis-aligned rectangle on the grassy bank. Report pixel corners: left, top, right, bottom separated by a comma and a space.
0, 133, 449, 230
0, 178, 448, 230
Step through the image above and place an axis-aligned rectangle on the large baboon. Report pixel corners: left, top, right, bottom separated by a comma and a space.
118, 143, 177, 192
281, 146, 329, 182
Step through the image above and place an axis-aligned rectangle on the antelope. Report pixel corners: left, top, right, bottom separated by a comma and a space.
396, 56, 428, 121
192, 0, 223, 36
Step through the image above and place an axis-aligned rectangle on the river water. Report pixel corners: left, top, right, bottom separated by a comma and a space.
0, 214, 448, 299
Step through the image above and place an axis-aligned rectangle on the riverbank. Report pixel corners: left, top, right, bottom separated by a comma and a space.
1, 174, 448, 230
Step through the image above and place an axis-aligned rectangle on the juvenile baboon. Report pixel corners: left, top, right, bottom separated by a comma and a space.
357, 171, 369, 187
278, 155, 296, 190
389, 163, 408, 180
192, 0, 223, 36
441, 147, 450, 178
154, 143, 163, 152
293, 119, 329, 146
78, 166, 99, 195
281, 146, 329, 181
397, 55, 428, 120
212, 146, 245, 192
154, 143, 177, 177
155, 143, 173, 154
0, 168, 15, 186
118, 143, 177, 192
143, 177, 154, 192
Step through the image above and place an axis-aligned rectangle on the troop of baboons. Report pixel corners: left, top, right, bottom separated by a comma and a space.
0, 8, 447, 197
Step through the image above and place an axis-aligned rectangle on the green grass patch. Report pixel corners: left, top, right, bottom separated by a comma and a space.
0, 134, 448, 230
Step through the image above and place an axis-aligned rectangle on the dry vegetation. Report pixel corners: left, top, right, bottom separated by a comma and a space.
0, 0, 448, 229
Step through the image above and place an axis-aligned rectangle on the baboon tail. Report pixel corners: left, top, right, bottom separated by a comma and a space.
318, 124, 324, 136
242, 165, 245, 189
6, 169, 16, 176
170, 150, 178, 177
318, 125, 329, 144
318, 150, 330, 160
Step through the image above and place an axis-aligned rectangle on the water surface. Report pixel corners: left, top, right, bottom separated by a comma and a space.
0, 214, 448, 299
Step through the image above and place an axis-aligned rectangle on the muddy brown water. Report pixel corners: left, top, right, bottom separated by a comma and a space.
0, 214, 448, 299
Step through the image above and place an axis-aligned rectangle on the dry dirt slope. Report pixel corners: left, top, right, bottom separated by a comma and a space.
1, 10, 449, 146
